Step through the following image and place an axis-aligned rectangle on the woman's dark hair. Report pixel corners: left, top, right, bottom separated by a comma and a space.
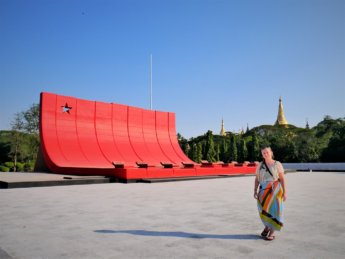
260, 144, 271, 150
259, 140, 271, 150
259, 145, 274, 159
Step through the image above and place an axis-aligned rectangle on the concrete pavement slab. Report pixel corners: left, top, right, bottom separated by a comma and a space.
0, 172, 110, 188
0, 171, 344, 258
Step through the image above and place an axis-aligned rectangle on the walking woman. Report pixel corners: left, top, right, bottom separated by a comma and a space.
254, 146, 287, 241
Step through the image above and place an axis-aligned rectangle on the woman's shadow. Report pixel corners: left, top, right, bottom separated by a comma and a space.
94, 230, 261, 240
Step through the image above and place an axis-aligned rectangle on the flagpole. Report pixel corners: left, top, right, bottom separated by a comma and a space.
150, 53, 153, 110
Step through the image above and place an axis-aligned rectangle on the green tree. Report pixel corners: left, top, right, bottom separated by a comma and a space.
248, 132, 260, 161
321, 122, 345, 162
0, 131, 11, 163
190, 143, 197, 162
215, 143, 220, 162
219, 138, 229, 162
4, 103, 40, 172
23, 104, 39, 134
178, 133, 189, 156
196, 142, 203, 163
10, 112, 25, 172
238, 138, 248, 162
205, 130, 216, 162
228, 135, 238, 162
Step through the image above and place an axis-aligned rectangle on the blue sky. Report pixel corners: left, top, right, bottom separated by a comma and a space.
1, 0, 344, 138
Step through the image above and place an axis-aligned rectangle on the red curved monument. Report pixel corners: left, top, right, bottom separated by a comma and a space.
39, 92, 256, 180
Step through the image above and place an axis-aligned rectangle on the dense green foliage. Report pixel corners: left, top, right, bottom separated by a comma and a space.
180, 116, 345, 163
0, 104, 39, 172
0, 103, 344, 173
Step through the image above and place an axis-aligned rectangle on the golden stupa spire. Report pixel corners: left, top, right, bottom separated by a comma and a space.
275, 97, 289, 126
220, 118, 226, 136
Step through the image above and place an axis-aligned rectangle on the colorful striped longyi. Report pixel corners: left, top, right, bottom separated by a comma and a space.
257, 180, 284, 231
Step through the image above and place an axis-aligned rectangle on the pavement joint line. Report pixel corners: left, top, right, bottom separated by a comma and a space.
0, 170, 301, 188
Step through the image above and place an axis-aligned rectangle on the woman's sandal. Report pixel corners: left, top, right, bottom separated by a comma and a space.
261, 229, 270, 237
265, 235, 275, 241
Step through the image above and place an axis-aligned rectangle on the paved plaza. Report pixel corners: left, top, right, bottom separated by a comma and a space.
0, 171, 344, 258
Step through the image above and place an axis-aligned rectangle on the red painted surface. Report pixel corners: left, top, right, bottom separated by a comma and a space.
112, 103, 140, 166
142, 109, 171, 164
155, 111, 183, 165
95, 101, 126, 165
168, 113, 197, 163
39, 92, 256, 179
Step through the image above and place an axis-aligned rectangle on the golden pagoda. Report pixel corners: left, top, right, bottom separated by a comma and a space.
220, 118, 226, 136
275, 97, 289, 126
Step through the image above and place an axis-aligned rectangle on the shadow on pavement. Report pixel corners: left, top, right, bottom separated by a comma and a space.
94, 229, 261, 240
0, 247, 13, 259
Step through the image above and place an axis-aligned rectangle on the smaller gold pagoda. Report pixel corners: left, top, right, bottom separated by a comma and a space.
220, 118, 226, 136
275, 97, 289, 126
